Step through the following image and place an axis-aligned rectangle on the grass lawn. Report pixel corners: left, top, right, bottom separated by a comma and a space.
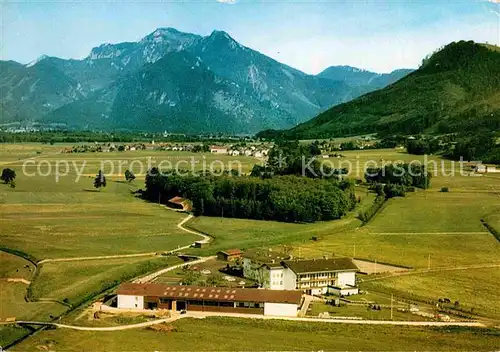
293, 229, 500, 269
308, 302, 427, 321
154, 258, 252, 287
0, 173, 198, 259
187, 215, 361, 256
484, 212, 500, 234
365, 192, 500, 234
288, 190, 500, 269
0, 282, 67, 322
0, 326, 30, 348
0, 252, 34, 280
15, 317, 500, 351
363, 267, 500, 319
185, 187, 376, 256
32, 256, 182, 306
4, 149, 259, 180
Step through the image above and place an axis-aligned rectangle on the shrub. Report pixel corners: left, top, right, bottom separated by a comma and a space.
441, 187, 449, 192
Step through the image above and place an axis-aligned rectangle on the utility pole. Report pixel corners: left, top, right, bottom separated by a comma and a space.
391, 294, 394, 320
374, 259, 377, 275
353, 243, 356, 258
428, 254, 431, 270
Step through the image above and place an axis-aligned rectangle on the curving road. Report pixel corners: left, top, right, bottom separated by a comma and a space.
38, 213, 209, 264
5, 312, 485, 331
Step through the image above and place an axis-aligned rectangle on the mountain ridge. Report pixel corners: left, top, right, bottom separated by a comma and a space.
277, 41, 500, 139
1, 27, 412, 133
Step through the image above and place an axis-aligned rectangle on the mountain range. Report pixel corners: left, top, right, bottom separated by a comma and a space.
0, 28, 412, 133
272, 41, 500, 139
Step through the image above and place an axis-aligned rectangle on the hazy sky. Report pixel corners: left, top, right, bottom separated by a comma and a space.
1, 0, 499, 73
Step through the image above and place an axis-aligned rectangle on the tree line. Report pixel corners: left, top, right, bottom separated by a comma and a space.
143, 169, 357, 223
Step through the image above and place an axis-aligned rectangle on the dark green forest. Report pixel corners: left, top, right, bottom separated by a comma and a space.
143, 169, 357, 223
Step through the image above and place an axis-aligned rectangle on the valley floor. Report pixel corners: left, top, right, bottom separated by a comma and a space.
1, 145, 499, 350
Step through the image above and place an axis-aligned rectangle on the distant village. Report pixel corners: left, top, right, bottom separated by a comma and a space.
62, 141, 273, 158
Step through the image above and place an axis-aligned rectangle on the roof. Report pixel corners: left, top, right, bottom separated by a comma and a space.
117, 283, 302, 305
219, 249, 243, 256
242, 249, 291, 265
283, 258, 358, 274
169, 196, 188, 204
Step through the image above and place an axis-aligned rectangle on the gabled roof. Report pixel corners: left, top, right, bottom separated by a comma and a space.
242, 249, 291, 265
283, 258, 358, 274
117, 283, 302, 304
169, 196, 188, 204
219, 249, 243, 256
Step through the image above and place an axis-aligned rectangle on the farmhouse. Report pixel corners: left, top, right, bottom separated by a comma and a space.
210, 146, 228, 154
167, 196, 192, 211
243, 251, 359, 296
117, 283, 303, 317
217, 249, 243, 262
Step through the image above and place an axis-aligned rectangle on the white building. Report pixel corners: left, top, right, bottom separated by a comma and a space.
210, 146, 228, 154
116, 283, 302, 317
243, 251, 359, 296
284, 258, 358, 296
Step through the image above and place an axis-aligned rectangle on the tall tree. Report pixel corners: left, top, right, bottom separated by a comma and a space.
125, 169, 136, 182
1, 168, 16, 185
94, 170, 107, 190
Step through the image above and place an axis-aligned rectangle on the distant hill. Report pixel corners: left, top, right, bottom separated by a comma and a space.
1, 28, 409, 133
278, 41, 500, 139
317, 66, 413, 93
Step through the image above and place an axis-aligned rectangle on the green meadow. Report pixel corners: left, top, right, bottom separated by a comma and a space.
363, 267, 500, 319
15, 317, 500, 351
1, 143, 500, 350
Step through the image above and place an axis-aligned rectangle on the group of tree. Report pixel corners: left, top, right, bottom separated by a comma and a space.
406, 138, 441, 155
364, 163, 431, 201
143, 168, 357, 223
444, 132, 500, 164
1, 168, 16, 188
251, 141, 348, 179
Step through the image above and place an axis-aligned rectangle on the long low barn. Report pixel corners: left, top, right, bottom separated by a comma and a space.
117, 283, 303, 317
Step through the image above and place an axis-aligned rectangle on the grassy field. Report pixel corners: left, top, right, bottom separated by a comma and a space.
0, 282, 67, 322
15, 317, 500, 351
154, 258, 253, 287
363, 267, 500, 319
32, 256, 182, 306
0, 173, 199, 259
2, 144, 500, 349
308, 302, 427, 321
0, 252, 34, 280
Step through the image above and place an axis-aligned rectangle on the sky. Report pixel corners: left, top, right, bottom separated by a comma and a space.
1, 0, 499, 74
